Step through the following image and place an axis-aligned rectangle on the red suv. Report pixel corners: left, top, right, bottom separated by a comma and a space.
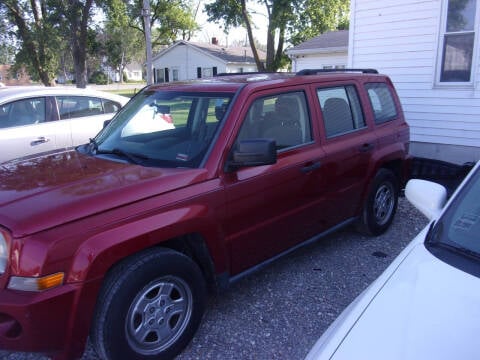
0, 70, 409, 359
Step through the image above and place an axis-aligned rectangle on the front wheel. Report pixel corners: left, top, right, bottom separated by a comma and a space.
357, 169, 399, 236
91, 248, 207, 360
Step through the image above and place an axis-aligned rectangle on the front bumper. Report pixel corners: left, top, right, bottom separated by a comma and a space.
0, 283, 77, 355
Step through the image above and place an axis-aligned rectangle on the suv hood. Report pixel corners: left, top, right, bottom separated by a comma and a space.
0, 149, 208, 237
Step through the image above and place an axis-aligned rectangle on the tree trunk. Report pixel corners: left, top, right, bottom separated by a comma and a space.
241, 0, 265, 72
69, 0, 93, 88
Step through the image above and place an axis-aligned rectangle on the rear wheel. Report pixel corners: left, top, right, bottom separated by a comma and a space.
357, 169, 399, 236
91, 248, 207, 360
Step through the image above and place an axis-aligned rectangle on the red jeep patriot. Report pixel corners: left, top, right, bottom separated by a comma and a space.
0, 70, 409, 359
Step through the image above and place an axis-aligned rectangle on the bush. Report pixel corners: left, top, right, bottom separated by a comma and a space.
90, 71, 108, 85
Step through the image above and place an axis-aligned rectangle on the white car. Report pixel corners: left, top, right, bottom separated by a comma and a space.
306, 161, 480, 360
0, 86, 129, 162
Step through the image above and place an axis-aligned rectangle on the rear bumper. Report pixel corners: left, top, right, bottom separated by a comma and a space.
0, 283, 78, 356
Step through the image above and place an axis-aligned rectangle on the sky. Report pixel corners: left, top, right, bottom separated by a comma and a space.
192, 0, 268, 46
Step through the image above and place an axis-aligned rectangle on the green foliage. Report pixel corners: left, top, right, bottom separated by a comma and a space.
89, 70, 108, 85
289, 0, 350, 45
105, 0, 199, 47
205, 0, 349, 71
0, 0, 64, 85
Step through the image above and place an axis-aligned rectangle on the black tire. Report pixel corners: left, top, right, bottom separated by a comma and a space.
91, 248, 207, 360
357, 168, 399, 236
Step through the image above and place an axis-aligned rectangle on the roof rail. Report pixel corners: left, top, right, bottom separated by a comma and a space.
214, 72, 272, 77
296, 68, 379, 75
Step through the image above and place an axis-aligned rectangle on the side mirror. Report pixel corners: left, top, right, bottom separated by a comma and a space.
405, 179, 447, 220
226, 139, 277, 172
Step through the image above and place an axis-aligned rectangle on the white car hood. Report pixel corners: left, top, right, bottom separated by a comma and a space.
328, 240, 480, 360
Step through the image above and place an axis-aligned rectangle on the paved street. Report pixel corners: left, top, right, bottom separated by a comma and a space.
1, 198, 428, 360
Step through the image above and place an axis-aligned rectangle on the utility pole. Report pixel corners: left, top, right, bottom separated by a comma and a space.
143, 0, 153, 85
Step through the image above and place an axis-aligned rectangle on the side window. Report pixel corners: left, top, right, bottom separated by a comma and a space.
103, 99, 122, 114
57, 96, 103, 119
365, 83, 398, 124
237, 91, 312, 151
0, 97, 46, 128
317, 85, 365, 138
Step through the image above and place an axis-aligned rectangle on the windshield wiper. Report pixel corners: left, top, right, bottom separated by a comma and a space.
89, 138, 99, 153
95, 148, 150, 165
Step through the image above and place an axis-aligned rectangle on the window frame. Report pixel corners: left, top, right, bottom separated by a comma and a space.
436, 0, 479, 86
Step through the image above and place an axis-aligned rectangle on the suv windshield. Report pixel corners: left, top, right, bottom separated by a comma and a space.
90, 90, 232, 168
427, 166, 480, 273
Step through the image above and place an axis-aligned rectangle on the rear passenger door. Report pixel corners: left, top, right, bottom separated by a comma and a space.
314, 82, 376, 224
223, 89, 327, 274
56, 96, 122, 147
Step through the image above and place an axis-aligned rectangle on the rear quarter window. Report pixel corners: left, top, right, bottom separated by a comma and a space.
365, 83, 398, 124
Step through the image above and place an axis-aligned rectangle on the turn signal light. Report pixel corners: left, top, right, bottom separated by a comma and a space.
8, 272, 65, 292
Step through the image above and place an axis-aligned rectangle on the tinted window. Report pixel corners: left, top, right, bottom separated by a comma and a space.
0, 97, 46, 128
57, 96, 104, 119
237, 91, 312, 150
317, 85, 365, 138
366, 83, 398, 124
103, 99, 122, 114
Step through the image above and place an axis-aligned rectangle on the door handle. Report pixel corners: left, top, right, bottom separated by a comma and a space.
301, 161, 321, 173
359, 143, 374, 152
31, 137, 50, 146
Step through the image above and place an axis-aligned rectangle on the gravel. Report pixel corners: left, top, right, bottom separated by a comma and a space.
0, 197, 428, 360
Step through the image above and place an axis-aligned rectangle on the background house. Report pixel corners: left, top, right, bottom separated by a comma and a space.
287, 30, 348, 72
124, 62, 143, 82
152, 39, 264, 83
0, 65, 31, 85
349, 0, 480, 164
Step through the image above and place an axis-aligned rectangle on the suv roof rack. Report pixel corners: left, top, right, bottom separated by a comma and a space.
214, 72, 272, 77
296, 68, 379, 75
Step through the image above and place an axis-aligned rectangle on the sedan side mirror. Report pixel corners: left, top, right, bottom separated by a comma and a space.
225, 139, 277, 172
405, 179, 447, 220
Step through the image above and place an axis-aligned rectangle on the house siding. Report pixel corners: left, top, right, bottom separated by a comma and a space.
153, 44, 226, 81
291, 52, 348, 72
350, 0, 480, 163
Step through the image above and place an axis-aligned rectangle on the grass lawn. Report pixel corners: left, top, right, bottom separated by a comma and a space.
107, 88, 143, 98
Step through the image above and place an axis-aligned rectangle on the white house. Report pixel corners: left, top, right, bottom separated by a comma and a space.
152, 40, 264, 83
349, 0, 480, 164
124, 62, 143, 82
287, 30, 349, 72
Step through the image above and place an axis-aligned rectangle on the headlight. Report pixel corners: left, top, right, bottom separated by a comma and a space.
0, 231, 8, 274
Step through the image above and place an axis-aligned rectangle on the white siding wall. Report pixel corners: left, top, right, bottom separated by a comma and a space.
292, 52, 348, 72
226, 64, 258, 73
350, 0, 480, 163
152, 44, 226, 81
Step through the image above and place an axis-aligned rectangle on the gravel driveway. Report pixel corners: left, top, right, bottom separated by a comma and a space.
0, 198, 427, 360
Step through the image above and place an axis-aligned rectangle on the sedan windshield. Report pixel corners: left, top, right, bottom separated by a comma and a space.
91, 90, 232, 168
427, 166, 480, 270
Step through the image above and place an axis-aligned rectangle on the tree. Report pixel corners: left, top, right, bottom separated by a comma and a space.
0, 10, 17, 65
103, 0, 145, 83
205, 0, 349, 71
0, 0, 61, 86
1, 0, 96, 87
289, 0, 349, 45
51, 0, 95, 88
114, 0, 199, 50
